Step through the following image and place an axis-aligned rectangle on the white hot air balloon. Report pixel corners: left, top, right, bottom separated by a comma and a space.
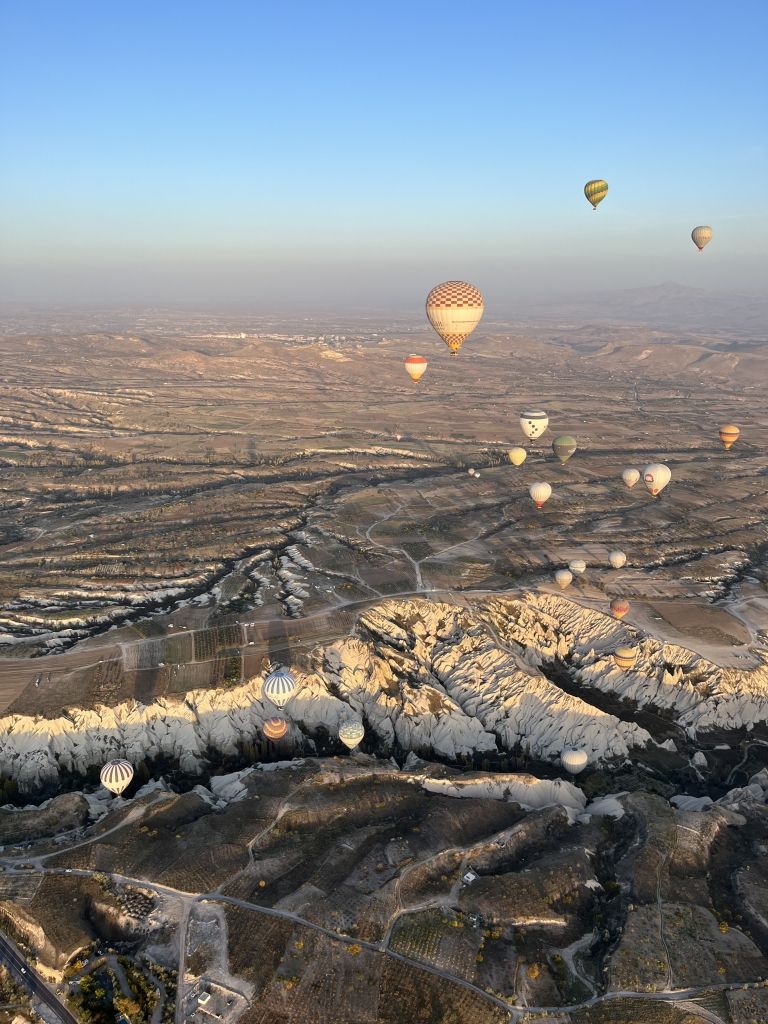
338, 719, 365, 750
404, 354, 428, 383
691, 225, 713, 252
100, 759, 134, 796
520, 410, 549, 440
561, 749, 588, 775
569, 559, 586, 575
643, 463, 671, 497
529, 482, 552, 509
622, 468, 640, 490
467, 468, 475, 476
555, 568, 573, 590
263, 666, 297, 709
609, 550, 627, 569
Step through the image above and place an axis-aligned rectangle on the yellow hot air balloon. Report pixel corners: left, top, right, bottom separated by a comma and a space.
584, 179, 608, 210
263, 717, 288, 741
613, 646, 638, 670
404, 354, 428, 383
425, 281, 484, 355
691, 225, 713, 252
508, 447, 527, 467
719, 424, 740, 450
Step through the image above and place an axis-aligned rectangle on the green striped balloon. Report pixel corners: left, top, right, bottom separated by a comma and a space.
584, 179, 608, 210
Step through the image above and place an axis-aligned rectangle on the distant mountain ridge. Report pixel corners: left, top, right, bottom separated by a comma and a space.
519, 282, 768, 334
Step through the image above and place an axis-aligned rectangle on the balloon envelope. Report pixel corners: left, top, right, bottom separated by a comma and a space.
584, 179, 608, 209
613, 646, 638, 670
569, 559, 586, 574
520, 410, 549, 440
529, 481, 552, 508
338, 719, 365, 750
263, 717, 288, 741
610, 598, 630, 619
552, 435, 577, 464
561, 749, 588, 775
508, 447, 527, 467
609, 550, 627, 569
719, 424, 740, 450
100, 759, 134, 796
425, 281, 484, 355
643, 463, 671, 497
264, 667, 297, 709
404, 354, 428, 382
555, 569, 573, 590
691, 225, 713, 251
622, 468, 641, 490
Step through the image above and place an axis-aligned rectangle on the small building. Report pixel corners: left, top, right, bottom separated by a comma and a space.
462, 869, 478, 885
198, 991, 211, 1006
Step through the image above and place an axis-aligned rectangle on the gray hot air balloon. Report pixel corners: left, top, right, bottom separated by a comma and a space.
552, 435, 577, 464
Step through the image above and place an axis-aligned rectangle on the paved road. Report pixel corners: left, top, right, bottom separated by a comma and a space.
0, 930, 78, 1024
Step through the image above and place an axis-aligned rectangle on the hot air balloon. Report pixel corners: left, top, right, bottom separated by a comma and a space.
404, 354, 428, 383
338, 719, 365, 750
609, 550, 627, 569
264, 667, 297, 709
613, 646, 638, 670
100, 759, 134, 796
610, 597, 630, 619
691, 225, 713, 252
555, 569, 573, 590
529, 482, 552, 509
584, 179, 608, 210
468, 468, 476, 476
622, 468, 641, 490
520, 410, 549, 440
643, 463, 671, 497
561, 749, 588, 775
719, 424, 740, 450
569, 559, 587, 575
263, 717, 288, 741
508, 447, 527, 467
425, 281, 484, 355
552, 435, 577, 464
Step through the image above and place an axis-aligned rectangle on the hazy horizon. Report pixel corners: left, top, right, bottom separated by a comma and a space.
1, 0, 767, 307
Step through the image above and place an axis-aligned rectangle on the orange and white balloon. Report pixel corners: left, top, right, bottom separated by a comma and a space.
610, 597, 630, 619
263, 717, 288, 741
404, 354, 428, 383
529, 482, 552, 509
719, 424, 740, 450
425, 280, 484, 355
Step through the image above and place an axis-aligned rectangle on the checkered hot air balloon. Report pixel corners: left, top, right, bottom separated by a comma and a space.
263, 666, 297, 709
425, 281, 484, 355
584, 179, 608, 210
100, 759, 134, 796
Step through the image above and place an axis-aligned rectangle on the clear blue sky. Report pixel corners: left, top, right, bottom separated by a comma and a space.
1, 0, 766, 308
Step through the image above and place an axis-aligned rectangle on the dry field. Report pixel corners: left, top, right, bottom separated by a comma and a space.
0, 309, 765, 718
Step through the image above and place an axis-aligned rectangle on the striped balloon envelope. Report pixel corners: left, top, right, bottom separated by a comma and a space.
263, 717, 288, 741
404, 354, 428, 382
610, 598, 630, 620
584, 179, 608, 210
719, 424, 740, 450
613, 646, 638, 670
425, 281, 484, 355
100, 759, 134, 796
691, 225, 713, 251
263, 667, 297, 709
